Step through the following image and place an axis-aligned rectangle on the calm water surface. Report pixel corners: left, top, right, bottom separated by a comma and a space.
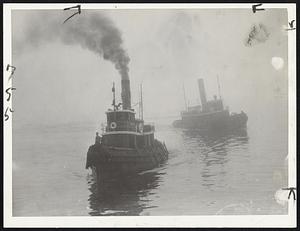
12, 114, 288, 216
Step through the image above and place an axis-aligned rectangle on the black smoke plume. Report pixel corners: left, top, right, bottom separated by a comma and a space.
13, 10, 130, 80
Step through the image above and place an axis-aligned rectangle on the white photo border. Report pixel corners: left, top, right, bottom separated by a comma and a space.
3, 3, 297, 228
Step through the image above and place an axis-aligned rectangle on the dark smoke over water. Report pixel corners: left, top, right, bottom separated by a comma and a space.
14, 10, 130, 80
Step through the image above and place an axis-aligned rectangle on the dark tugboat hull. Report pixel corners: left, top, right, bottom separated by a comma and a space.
173, 111, 248, 131
86, 139, 168, 181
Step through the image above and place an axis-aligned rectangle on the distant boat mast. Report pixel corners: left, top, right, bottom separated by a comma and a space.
140, 83, 144, 121
217, 75, 222, 100
182, 82, 188, 110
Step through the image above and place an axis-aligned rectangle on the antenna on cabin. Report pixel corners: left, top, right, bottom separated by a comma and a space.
112, 82, 116, 111
183, 82, 188, 110
140, 83, 144, 121
217, 75, 222, 100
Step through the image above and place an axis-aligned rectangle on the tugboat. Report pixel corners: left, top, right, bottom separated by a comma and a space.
86, 77, 168, 181
173, 78, 248, 131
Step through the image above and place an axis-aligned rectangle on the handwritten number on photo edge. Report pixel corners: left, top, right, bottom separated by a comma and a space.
6, 64, 16, 80
282, 187, 297, 200
286, 20, 296, 31
252, 4, 265, 13
63, 5, 81, 24
6, 64, 16, 73
6, 87, 16, 102
4, 107, 14, 121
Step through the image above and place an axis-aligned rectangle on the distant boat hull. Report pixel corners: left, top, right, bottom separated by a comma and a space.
86, 139, 168, 181
173, 110, 248, 131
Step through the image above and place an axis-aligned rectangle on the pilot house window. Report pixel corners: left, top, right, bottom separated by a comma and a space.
116, 112, 129, 121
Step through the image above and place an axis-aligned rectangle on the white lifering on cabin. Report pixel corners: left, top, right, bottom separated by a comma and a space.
110, 122, 117, 129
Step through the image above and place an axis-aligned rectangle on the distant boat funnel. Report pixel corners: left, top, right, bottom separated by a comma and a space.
197, 79, 207, 108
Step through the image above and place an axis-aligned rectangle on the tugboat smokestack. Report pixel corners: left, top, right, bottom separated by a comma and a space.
198, 78, 207, 108
121, 79, 131, 110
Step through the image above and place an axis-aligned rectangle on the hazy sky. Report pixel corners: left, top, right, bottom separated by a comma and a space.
12, 8, 288, 126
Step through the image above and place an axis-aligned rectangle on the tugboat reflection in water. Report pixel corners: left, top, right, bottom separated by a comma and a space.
87, 170, 165, 216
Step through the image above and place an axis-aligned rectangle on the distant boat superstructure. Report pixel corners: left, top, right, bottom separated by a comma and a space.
173, 78, 248, 131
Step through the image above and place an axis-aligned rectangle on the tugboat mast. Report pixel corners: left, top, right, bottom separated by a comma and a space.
112, 82, 116, 111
